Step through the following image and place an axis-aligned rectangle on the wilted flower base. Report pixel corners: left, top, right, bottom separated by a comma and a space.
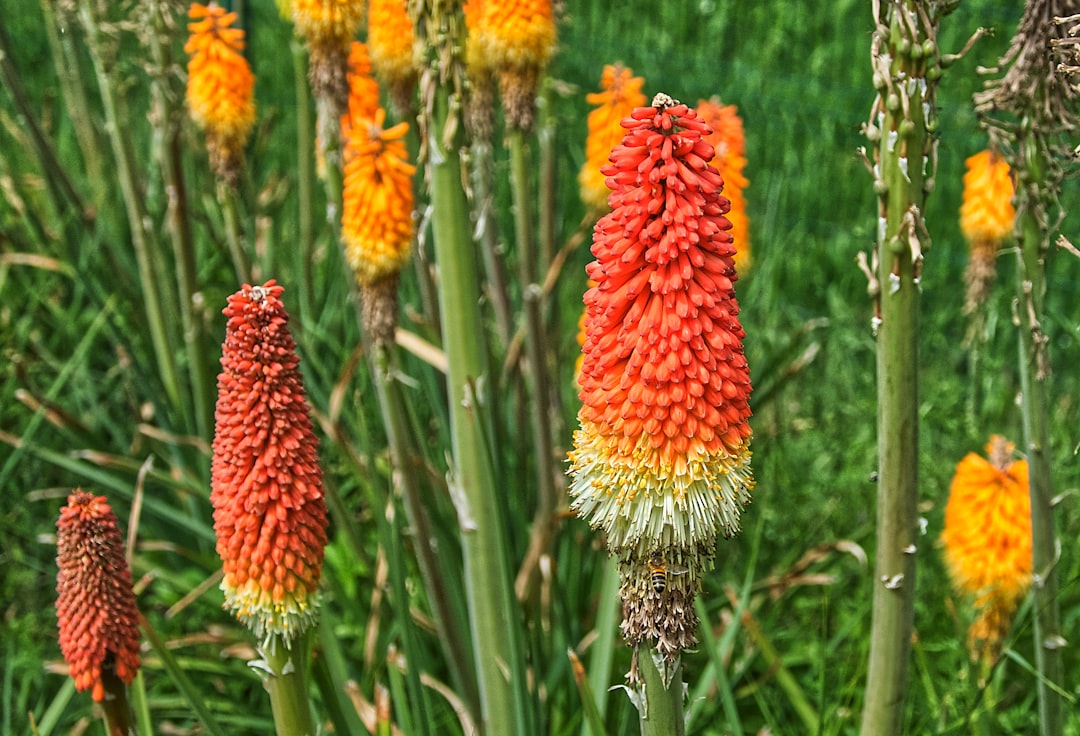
617, 541, 715, 660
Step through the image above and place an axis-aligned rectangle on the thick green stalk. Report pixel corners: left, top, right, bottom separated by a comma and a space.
292, 39, 315, 319
1013, 128, 1064, 735
371, 342, 481, 723
77, 0, 183, 412
860, 3, 940, 733
148, 0, 211, 441
98, 669, 135, 736
262, 633, 317, 736
508, 128, 558, 602
637, 649, 684, 736
427, 85, 533, 736
218, 181, 252, 282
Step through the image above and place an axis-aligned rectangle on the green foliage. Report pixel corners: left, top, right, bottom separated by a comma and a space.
2, 0, 1079, 734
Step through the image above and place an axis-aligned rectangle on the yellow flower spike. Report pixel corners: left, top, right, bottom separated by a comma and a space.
697, 97, 751, 274
959, 149, 1015, 317
578, 64, 646, 213
292, 0, 365, 107
467, 0, 556, 131
185, 3, 256, 185
941, 435, 1032, 663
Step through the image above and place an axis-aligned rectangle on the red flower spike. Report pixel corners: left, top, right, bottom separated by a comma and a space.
55, 490, 141, 702
211, 280, 328, 641
568, 95, 754, 656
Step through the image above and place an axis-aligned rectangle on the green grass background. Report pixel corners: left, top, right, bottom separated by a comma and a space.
2, 0, 1079, 734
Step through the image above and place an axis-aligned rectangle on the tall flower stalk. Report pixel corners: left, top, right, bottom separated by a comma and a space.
211, 281, 328, 736
974, 3, 1078, 732
568, 94, 754, 733
55, 490, 142, 735
412, 2, 533, 733
858, 3, 971, 733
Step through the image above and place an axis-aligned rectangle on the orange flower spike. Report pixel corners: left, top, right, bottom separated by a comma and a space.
367, 0, 416, 113
570, 93, 754, 558
941, 435, 1032, 610
185, 3, 256, 184
579, 64, 647, 212
211, 281, 328, 641
697, 97, 751, 273
959, 150, 1015, 316
55, 490, 141, 702
960, 150, 1015, 246
342, 109, 415, 287
341, 42, 381, 143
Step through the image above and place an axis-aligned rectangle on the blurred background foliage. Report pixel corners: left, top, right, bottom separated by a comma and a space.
2, 0, 1079, 733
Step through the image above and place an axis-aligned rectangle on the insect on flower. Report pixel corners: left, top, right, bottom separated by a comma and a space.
648, 552, 689, 595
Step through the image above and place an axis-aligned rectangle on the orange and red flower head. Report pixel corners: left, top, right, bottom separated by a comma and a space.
55, 490, 141, 702
579, 64, 646, 212
185, 3, 256, 185
941, 435, 1031, 661
696, 97, 751, 273
568, 94, 754, 657
211, 281, 328, 641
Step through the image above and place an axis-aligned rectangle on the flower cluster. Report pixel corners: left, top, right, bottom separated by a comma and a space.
697, 97, 751, 273
341, 101, 415, 344
579, 64, 646, 212
211, 281, 328, 641
185, 3, 256, 185
292, 0, 365, 107
568, 94, 754, 658
55, 490, 141, 702
465, 0, 556, 130
367, 0, 416, 115
941, 435, 1031, 662
959, 149, 1014, 317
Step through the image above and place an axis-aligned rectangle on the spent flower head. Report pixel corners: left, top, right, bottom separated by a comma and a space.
55, 490, 141, 702
211, 280, 328, 642
568, 94, 754, 658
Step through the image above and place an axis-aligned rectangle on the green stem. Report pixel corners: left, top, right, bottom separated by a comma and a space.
98, 668, 136, 736
77, 0, 183, 412
508, 128, 558, 602
218, 180, 252, 283
637, 648, 684, 736
427, 85, 532, 736
860, 3, 938, 733
1013, 128, 1064, 736
262, 633, 317, 736
148, 0, 211, 440
468, 139, 514, 347
292, 39, 315, 319
372, 343, 482, 722
579, 555, 620, 736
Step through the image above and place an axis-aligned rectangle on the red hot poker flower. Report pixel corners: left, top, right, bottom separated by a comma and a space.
568, 94, 754, 656
55, 490, 141, 702
211, 280, 328, 641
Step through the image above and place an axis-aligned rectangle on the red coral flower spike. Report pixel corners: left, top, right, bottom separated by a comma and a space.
211, 280, 328, 644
